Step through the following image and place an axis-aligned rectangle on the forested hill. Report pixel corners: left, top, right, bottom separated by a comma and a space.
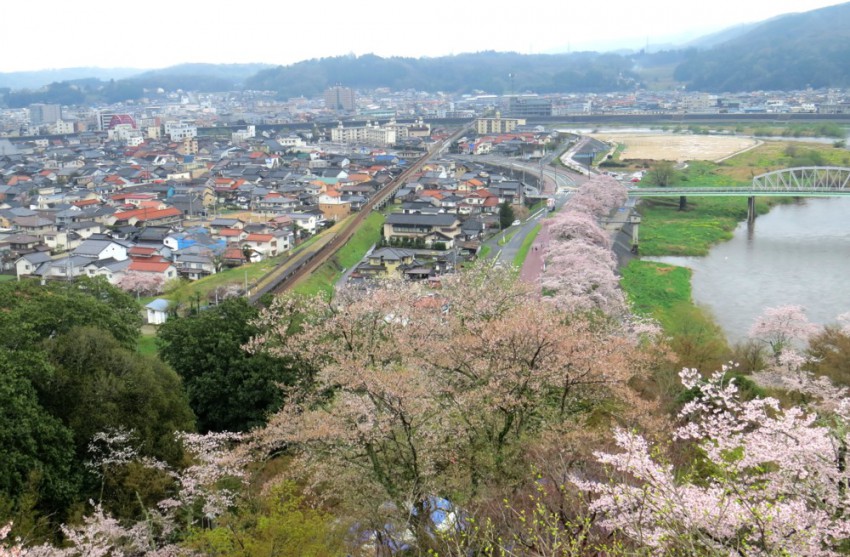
674, 2, 850, 92
245, 51, 642, 97
5, 1, 850, 104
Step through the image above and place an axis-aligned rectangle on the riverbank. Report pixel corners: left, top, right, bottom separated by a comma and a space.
645, 197, 850, 344
616, 138, 850, 356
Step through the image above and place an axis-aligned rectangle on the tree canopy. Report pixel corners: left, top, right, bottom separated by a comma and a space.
157, 298, 300, 433
0, 278, 193, 538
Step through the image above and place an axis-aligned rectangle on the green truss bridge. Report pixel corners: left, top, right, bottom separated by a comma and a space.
628, 166, 850, 222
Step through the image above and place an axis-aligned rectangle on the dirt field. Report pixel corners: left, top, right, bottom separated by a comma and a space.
590, 133, 760, 163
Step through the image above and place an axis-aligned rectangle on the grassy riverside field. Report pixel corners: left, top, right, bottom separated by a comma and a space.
629, 142, 850, 256
618, 136, 849, 358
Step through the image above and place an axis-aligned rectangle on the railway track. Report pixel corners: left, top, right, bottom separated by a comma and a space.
248, 125, 470, 302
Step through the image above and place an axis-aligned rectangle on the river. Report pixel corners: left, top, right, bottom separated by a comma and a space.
645, 197, 850, 344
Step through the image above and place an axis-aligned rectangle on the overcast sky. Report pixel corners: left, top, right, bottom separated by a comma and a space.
0, 0, 844, 73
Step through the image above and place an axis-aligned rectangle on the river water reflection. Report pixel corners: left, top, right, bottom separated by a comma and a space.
645, 197, 850, 344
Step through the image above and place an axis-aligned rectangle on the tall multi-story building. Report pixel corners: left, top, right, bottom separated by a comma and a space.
52, 120, 75, 135
29, 103, 62, 125
505, 95, 553, 118
324, 86, 356, 112
97, 112, 136, 131
97, 111, 116, 131
474, 112, 526, 135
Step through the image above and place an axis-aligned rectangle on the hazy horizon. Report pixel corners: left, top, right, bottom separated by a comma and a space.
0, 0, 844, 74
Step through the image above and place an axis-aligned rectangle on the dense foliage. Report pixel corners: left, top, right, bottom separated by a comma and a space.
0, 279, 194, 539
0, 51, 650, 106
157, 298, 300, 433
8, 3, 850, 109
1, 64, 269, 107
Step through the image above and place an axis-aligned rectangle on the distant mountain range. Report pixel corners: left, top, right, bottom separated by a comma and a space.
2, 2, 850, 104
0, 68, 142, 91
675, 2, 850, 92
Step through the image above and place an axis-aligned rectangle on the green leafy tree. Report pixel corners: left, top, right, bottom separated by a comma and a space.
646, 160, 677, 187
43, 326, 195, 465
0, 278, 194, 535
0, 352, 78, 524
157, 298, 300, 432
498, 200, 516, 229
184, 480, 346, 556
806, 325, 850, 387
0, 278, 142, 351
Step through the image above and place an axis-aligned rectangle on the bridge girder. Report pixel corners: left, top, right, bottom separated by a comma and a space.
752, 166, 850, 192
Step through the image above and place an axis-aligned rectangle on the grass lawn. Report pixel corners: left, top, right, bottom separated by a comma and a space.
620, 260, 691, 317
636, 158, 790, 256
498, 228, 520, 246
714, 140, 850, 181
137, 333, 158, 356
336, 212, 384, 269
621, 260, 729, 368
292, 261, 339, 298
513, 224, 540, 267
292, 212, 385, 297
0, 274, 16, 282
637, 197, 748, 256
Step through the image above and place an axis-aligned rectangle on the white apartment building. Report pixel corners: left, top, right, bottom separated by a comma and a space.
164, 121, 198, 140
331, 121, 396, 146
52, 120, 75, 135
231, 125, 256, 143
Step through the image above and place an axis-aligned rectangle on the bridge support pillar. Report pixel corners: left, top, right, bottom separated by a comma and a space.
747, 196, 756, 224
679, 195, 687, 211
628, 212, 641, 254
631, 222, 639, 254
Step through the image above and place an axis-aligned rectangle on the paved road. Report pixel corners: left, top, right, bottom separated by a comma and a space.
519, 223, 550, 284
484, 191, 570, 267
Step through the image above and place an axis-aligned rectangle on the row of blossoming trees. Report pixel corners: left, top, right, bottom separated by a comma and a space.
540, 175, 628, 316
6, 173, 850, 556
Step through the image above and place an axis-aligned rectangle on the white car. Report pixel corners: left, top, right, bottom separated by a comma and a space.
512, 219, 521, 226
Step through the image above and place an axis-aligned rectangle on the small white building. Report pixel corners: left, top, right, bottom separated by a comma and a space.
145, 298, 170, 325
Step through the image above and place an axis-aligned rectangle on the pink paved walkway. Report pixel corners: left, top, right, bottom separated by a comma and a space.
519, 224, 549, 284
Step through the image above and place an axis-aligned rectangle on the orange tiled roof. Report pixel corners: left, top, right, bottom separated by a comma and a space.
244, 233, 273, 242
114, 207, 182, 222
420, 190, 444, 200
128, 260, 172, 273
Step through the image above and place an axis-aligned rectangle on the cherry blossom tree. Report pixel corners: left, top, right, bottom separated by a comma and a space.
540, 241, 625, 316
567, 175, 627, 217
250, 263, 655, 551
576, 365, 850, 556
117, 271, 165, 297
546, 210, 611, 249
0, 523, 23, 557
538, 173, 628, 317
749, 304, 819, 360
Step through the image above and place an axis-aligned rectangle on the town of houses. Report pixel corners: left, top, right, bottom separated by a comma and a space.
0, 92, 561, 295
6, 82, 850, 297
